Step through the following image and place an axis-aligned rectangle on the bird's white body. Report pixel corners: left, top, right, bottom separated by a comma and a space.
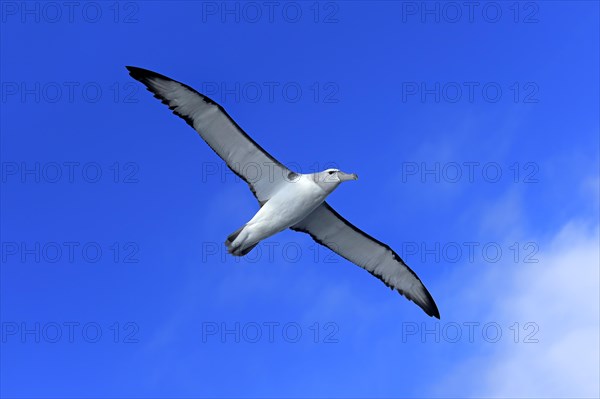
229, 174, 331, 254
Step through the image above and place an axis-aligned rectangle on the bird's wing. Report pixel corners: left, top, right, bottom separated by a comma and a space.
127, 66, 292, 202
291, 202, 440, 318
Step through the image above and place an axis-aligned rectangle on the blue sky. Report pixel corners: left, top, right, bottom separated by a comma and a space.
1, 1, 598, 398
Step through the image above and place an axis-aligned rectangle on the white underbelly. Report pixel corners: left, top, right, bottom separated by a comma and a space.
246, 176, 326, 240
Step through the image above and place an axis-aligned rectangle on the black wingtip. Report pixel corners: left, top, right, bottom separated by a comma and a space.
125, 65, 143, 75
125, 66, 223, 109
406, 285, 440, 319
125, 65, 166, 82
125, 65, 145, 73
415, 301, 440, 319
430, 305, 441, 319
422, 292, 441, 319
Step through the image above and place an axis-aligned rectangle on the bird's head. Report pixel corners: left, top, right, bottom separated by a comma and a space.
313, 168, 358, 191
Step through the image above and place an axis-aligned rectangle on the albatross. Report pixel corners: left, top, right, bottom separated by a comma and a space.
127, 66, 440, 319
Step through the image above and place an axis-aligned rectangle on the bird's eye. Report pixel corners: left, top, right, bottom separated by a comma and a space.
328, 171, 335, 175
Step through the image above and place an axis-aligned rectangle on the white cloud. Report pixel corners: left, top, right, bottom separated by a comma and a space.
437, 220, 600, 398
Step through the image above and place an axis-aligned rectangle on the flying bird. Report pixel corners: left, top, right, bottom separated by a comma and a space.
127, 66, 440, 318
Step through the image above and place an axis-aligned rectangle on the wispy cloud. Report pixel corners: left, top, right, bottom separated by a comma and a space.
434, 219, 599, 398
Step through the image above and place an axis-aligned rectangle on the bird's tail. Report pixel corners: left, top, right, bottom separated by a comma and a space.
225, 225, 258, 256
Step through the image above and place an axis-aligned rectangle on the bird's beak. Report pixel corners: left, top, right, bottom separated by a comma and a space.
338, 171, 359, 182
